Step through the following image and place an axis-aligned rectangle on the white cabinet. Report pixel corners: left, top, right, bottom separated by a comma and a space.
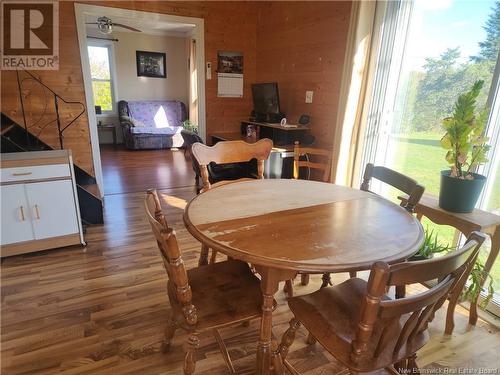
1, 184, 34, 245
1, 150, 85, 257
25, 180, 80, 240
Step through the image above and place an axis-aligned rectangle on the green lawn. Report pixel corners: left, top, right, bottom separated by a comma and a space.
388, 132, 499, 291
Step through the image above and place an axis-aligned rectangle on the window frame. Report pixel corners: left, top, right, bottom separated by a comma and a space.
356, 1, 500, 316
474, 54, 500, 315
87, 40, 117, 116
477, 55, 500, 210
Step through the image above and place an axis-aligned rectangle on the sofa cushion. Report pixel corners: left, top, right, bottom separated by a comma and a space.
127, 100, 186, 129
129, 126, 182, 135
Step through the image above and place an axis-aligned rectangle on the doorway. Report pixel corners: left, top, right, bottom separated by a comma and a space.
74, 3, 205, 195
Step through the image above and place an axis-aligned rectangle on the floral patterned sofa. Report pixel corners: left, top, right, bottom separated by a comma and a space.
118, 100, 187, 150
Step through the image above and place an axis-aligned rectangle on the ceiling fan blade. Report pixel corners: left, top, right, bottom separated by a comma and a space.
85, 22, 99, 25
112, 23, 142, 32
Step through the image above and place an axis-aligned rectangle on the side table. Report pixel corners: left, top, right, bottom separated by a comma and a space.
97, 124, 117, 146
399, 194, 500, 334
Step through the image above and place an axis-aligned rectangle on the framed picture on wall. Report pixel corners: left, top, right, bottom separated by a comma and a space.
136, 51, 166, 78
217, 51, 243, 74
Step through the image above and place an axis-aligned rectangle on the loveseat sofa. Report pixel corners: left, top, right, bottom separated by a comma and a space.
118, 100, 187, 150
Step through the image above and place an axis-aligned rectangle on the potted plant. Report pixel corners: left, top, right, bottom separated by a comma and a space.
182, 119, 198, 134
439, 80, 490, 212
460, 260, 495, 320
411, 227, 452, 260
180, 120, 200, 153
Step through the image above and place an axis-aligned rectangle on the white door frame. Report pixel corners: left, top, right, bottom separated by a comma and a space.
74, 3, 206, 196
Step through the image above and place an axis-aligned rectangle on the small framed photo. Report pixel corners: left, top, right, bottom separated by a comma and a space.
217, 51, 243, 74
136, 51, 166, 78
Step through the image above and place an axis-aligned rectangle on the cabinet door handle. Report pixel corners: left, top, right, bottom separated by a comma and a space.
34, 204, 40, 220
19, 206, 25, 221
12, 172, 32, 176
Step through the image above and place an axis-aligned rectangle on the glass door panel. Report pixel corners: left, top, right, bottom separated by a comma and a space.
362, 0, 500, 307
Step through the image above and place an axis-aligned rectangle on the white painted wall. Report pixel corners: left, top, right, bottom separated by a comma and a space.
96, 31, 189, 144
76, 3, 206, 196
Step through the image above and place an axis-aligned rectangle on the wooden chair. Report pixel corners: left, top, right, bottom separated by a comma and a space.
398, 193, 500, 334
191, 138, 273, 265
284, 141, 333, 295
343, 163, 426, 283
277, 232, 486, 374
361, 163, 425, 213
192, 138, 273, 193
144, 189, 266, 375
293, 141, 333, 182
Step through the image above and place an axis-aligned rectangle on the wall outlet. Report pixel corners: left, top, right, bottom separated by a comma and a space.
305, 91, 313, 103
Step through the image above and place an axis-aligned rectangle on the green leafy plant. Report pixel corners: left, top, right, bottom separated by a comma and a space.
461, 260, 495, 309
440, 80, 490, 179
415, 227, 453, 259
182, 120, 198, 134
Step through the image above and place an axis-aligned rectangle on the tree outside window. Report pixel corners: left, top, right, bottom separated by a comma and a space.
88, 45, 114, 113
381, 0, 500, 305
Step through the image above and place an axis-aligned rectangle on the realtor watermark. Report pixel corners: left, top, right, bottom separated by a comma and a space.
398, 368, 498, 374
1, 0, 59, 70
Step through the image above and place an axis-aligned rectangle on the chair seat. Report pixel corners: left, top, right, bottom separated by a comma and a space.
169, 260, 263, 331
288, 278, 429, 372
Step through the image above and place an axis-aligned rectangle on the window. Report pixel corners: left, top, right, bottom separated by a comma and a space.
88, 44, 115, 113
359, 1, 500, 308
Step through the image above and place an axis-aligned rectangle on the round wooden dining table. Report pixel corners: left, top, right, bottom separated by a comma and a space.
183, 179, 424, 375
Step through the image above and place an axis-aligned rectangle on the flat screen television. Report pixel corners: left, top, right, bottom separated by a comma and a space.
252, 83, 280, 118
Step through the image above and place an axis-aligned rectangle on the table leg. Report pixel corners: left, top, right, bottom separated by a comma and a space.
112, 127, 117, 146
255, 267, 296, 375
256, 268, 280, 375
198, 244, 209, 266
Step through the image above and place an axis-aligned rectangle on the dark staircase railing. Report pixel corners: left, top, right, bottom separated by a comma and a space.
15, 69, 86, 150
1, 70, 103, 225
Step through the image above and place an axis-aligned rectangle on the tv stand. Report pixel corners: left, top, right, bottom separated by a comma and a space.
240, 120, 309, 145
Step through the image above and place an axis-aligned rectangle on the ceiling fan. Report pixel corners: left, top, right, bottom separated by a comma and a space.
86, 16, 142, 34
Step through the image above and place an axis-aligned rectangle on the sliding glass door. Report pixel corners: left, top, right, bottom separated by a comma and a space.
359, 0, 500, 309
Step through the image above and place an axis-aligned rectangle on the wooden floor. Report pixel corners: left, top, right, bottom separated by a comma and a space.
1, 150, 499, 374
100, 145, 195, 195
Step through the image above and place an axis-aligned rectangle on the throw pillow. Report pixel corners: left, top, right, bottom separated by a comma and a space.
132, 119, 147, 127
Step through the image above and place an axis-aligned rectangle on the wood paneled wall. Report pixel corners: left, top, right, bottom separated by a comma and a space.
1, 19, 94, 174
256, 1, 352, 148
100, 2, 260, 137
1, 1, 259, 176
1, 1, 351, 176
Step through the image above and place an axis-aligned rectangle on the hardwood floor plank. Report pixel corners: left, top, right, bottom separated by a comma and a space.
100, 146, 195, 195
2, 150, 499, 374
